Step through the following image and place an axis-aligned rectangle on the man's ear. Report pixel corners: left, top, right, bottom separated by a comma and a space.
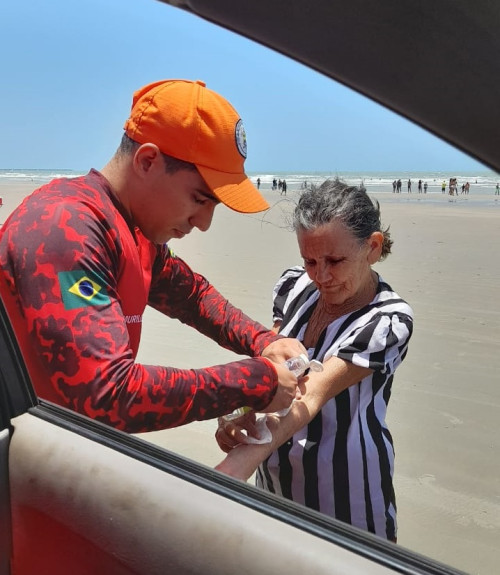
132, 143, 162, 177
367, 231, 384, 264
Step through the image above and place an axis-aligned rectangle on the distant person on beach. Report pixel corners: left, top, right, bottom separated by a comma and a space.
407, 179, 412, 193
418, 179, 422, 193
465, 181, 470, 194
0, 79, 304, 433
281, 179, 287, 195
496, 183, 500, 195
449, 177, 457, 196
256, 177, 261, 190
392, 180, 396, 193
442, 180, 446, 194
424, 182, 428, 193
396, 178, 402, 193
215, 178, 414, 542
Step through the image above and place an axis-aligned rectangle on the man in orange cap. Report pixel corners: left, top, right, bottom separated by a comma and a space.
0, 79, 304, 432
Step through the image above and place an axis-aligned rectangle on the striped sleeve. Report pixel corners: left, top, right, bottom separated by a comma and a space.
272, 266, 306, 323
327, 309, 413, 374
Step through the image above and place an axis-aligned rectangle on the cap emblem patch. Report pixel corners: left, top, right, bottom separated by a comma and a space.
235, 119, 247, 159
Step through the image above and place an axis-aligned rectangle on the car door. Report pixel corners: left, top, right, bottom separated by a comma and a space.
0, 292, 467, 574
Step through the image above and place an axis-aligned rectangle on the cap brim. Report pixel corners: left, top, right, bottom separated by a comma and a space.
196, 165, 269, 214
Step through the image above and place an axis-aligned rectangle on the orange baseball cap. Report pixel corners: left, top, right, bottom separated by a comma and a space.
123, 79, 269, 214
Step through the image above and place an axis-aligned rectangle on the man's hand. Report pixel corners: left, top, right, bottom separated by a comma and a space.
262, 362, 300, 413
261, 337, 307, 364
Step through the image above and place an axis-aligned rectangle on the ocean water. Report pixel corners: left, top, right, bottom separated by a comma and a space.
248, 170, 500, 194
0, 169, 85, 184
1, 168, 500, 195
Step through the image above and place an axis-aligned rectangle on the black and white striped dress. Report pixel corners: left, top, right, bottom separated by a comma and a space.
256, 266, 414, 540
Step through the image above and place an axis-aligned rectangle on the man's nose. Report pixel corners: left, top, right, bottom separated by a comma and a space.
191, 202, 217, 232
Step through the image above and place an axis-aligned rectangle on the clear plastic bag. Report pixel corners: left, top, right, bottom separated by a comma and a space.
223, 355, 324, 444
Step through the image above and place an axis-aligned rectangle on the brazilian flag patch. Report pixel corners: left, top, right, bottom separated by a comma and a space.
58, 270, 111, 310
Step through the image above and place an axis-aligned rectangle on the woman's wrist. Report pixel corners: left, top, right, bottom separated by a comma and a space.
215, 446, 259, 481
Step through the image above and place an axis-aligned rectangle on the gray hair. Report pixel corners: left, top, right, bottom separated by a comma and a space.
292, 178, 392, 260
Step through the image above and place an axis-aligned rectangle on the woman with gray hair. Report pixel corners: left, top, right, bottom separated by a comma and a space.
215, 179, 413, 542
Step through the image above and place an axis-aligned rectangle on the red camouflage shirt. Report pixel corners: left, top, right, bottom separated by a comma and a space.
0, 170, 279, 432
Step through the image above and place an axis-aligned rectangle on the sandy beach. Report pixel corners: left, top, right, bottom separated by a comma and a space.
1, 179, 499, 575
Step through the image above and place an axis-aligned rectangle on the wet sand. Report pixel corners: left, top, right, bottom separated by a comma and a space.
1, 180, 499, 575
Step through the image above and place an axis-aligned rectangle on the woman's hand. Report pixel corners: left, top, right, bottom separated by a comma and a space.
215, 411, 261, 453
215, 415, 282, 481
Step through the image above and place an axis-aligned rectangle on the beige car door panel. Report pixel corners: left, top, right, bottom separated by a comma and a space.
0, 274, 465, 575
6, 403, 462, 575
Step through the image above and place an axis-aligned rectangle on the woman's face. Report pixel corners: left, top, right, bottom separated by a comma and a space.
297, 220, 382, 306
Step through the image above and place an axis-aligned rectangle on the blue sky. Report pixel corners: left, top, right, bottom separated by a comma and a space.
2, 0, 486, 172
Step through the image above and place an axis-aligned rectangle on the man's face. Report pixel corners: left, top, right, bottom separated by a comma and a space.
131, 164, 220, 245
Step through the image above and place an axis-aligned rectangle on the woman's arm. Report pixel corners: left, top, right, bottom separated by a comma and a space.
215, 355, 372, 480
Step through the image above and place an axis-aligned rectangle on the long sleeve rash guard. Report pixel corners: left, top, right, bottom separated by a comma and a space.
0, 170, 280, 432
